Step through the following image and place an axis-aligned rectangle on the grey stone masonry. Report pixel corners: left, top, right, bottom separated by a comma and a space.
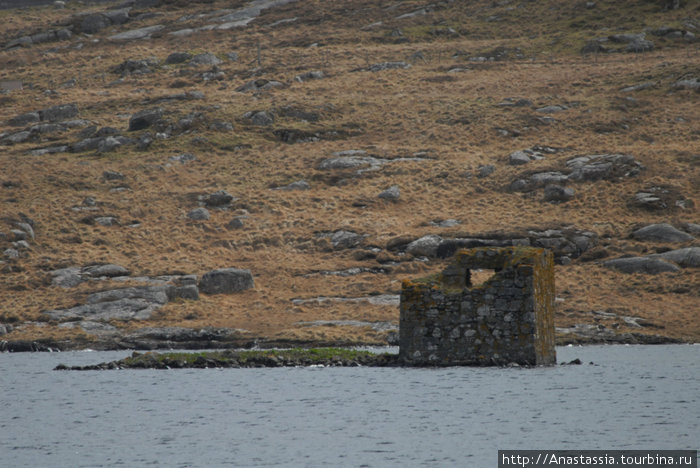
399, 247, 556, 366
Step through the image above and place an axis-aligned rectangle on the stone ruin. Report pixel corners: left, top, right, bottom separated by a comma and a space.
399, 247, 556, 366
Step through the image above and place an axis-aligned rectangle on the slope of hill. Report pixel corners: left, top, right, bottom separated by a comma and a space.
1, 0, 698, 350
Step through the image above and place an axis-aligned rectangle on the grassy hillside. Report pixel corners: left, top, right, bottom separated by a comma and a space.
0, 0, 698, 349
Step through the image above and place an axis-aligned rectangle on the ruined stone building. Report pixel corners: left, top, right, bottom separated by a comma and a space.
399, 247, 556, 366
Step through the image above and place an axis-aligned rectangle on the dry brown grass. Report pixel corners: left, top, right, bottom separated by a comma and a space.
1, 0, 698, 346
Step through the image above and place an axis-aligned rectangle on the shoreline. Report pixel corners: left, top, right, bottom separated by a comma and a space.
0, 332, 688, 353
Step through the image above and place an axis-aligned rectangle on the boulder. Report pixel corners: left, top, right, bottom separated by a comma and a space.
165, 52, 192, 64
508, 150, 533, 165
378, 185, 400, 201
673, 79, 700, 91
103, 170, 125, 180
39, 103, 78, 122
169, 153, 196, 163
80, 13, 112, 34
331, 230, 364, 249
82, 264, 130, 278
295, 71, 325, 82
189, 53, 222, 66
204, 190, 234, 207
543, 185, 575, 203
632, 224, 694, 243
367, 62, 411, 72
199, 268, 254, 294
566, 154, 644, 181
236, 79, 284, 92
103, 8, 131, 26
406, 235, 442, 257
650, 247, 700, 268
275, 180, 310, 191
113, 59, 156, 76
187, 208, 210, 220
128, 107, 163, 131
626, 39, 654, 53
108, 25, 164, 41
50, 267, 82, 288
603, 257, 680, 274
44, 285, 174, 321
243, 110, 274, 126
536, 105, 567, 113
477, 165, 495, 178
318, 155, 384, 171
8, 112, 40, 127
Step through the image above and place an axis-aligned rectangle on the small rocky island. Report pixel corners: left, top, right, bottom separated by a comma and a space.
56, 348, 400, 370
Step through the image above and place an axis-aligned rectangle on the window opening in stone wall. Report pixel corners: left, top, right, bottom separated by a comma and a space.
466, 269, 498, 288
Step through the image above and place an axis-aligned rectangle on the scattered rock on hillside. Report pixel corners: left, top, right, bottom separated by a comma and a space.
128, 107, 163, 131
108, 25, 164, 41
187, 207, 210, 220
330, 230, 364, 250
274, 180, 310, 191
566, 154, 644, 181
631, 186, 692, 211
650, 247, 700, 268
243, 110, 274, 126
543, 185, 575, 203
621, 82, 656, 92
236, 79, 284, 92
44, 285, 175, 322
203, 190, 234, 207
477, 164, 495, 178
432, 228, 597, 263
169, 153, 196, 164
603, 257, 680, 274
295, 71, 324, 82
632, 223, 695, 243
406, 235, 442, 258
82, 264, 130, 278
112, 58, 158, 76
39, 103, 79, 123
103, 170, 125, 181
366, 62, 411, 72
497, 98, 533, 107
8, 112, 40, 127
536, 105, 568, 113
189, 53, 222, 66
199, 268, 254, 294
378, 185, 400, 201
49, 268, 82, 288
508, 148, 546, 165
511, 154, 644, 192
673, 78, 700, 91
165, 52, 192, 64
625, 38, 654, 53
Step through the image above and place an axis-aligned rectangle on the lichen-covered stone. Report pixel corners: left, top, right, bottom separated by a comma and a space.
399, 247, 556, 366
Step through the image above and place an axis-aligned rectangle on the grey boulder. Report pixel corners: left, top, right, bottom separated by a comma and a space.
406, 235, 442, 258
603, 257, 680, 274
128, 107, 163, 131
199, 268, 254, 294
44, 285, 174, 321
378, 185, 400, 201
650, 247, 700, 268
187, 207, 210, 220
632, 223, 694, 243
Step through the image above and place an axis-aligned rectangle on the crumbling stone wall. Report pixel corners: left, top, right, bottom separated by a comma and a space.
399, 247, 556, 366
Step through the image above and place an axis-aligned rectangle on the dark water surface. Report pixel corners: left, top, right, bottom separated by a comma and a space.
1, 345, 698, 467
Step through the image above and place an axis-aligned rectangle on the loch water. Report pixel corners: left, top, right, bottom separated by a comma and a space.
1, 345, 698, 467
